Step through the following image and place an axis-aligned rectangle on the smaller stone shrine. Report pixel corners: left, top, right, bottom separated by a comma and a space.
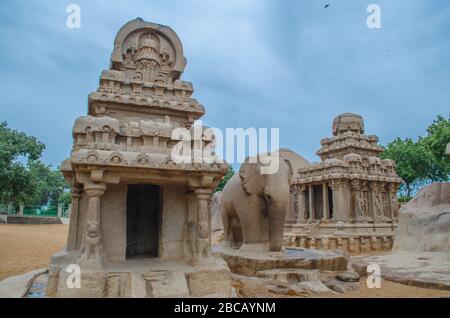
285, 113, 403, 253
46, 18, 231, 298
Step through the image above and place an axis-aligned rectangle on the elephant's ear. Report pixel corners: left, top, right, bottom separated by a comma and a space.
284, 159, 293, 183
239, 162, 254, 195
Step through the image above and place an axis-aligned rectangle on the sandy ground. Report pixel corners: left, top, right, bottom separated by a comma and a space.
0, 224, 68, 281
1, 224, 449, 297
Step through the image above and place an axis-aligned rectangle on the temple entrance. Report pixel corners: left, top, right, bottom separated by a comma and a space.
126, 184, 161, 259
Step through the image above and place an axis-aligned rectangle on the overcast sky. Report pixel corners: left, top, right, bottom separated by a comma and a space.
1, 0, 449, 167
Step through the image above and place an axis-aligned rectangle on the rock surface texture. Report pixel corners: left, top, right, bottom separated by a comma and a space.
352, 182, 450, 291
394, 182, 450, 253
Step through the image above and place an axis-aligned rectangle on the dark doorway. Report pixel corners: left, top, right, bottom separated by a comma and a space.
126, 184, 160, 259
328, 186, 333, 219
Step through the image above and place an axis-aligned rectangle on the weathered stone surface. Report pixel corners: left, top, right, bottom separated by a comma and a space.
352, 251, 450, 291
350, 183, 450, 292
55, 270, 106, 298
321, 276, 359, 294
256, 268, 321, 283
336, 270, 360, 282
186, 269, 231, 297
268, 281, 333, 296
211, 191, 223, 232
394, 182, 450, 254
143, 271, 189, 298
295, 281, 334, 295
0, 268, 47, 298
217, 246, 347, 276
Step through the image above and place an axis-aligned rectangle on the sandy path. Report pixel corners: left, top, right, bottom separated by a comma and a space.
0, 224, 68, 281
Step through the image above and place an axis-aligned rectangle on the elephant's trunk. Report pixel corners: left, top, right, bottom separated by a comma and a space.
268, 208, 286, 251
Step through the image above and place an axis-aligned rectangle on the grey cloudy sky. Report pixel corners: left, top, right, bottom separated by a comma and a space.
0, 0, 449, 167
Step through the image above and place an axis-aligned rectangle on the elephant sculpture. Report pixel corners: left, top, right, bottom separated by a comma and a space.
220, 154, 293, 252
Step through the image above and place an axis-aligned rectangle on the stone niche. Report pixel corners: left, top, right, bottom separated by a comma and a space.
47, 18, 231, 298
284, 113, 403, 254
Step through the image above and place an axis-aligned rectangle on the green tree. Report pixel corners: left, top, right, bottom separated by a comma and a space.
0, 122, 70, 207
381, 138, 438, 198
0, 121, 45, 205
215, 166, 235, 192
28, 161, 70, 207
419, 115, 450, 178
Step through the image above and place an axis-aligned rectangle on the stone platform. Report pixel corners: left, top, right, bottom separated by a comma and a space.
352, 251, 450, 291
215, 246, 348, 276
215, 246, 359, 296
46, 251, 232, 298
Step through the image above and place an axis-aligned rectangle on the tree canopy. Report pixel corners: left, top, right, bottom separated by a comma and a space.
215, 166, 235, 192
0, 122, 69, 207
381, 115, 449, 198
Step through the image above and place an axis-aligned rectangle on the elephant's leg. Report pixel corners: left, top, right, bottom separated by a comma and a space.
237, 200, 266, 245
221, 205, 231, 246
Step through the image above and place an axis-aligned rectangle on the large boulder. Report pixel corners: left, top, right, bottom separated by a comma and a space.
393, 182, 450, 253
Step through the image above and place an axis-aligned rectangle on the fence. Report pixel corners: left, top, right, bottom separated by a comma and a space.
0, 204, 70, 218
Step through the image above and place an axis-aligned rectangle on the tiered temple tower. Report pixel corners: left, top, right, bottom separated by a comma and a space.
285, 113, 403, 253
47, 18, 230, 298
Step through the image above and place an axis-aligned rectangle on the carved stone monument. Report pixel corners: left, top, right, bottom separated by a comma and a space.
285, 113, 403, 253
46, 18, 231, 298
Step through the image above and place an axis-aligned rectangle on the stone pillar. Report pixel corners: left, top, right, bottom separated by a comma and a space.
80, 183, 106, 262
308, 185, 314, 221
322, 183, 329, 220
331, 180, 350, 221
193, 188, 213, 263
289, 187, 296, 222
57, 203, 63, 217
388, 183, 399, 220
67, 185, 82, 252
370, 182, 382, 221
285, 188, 292, 223
296, 185, 306, 223
351, 179, 362, 220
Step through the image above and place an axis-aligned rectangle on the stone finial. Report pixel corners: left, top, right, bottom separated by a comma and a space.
332, 113, 365, 136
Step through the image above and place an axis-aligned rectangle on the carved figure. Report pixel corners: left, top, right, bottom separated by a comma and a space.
220, 155, 293, 251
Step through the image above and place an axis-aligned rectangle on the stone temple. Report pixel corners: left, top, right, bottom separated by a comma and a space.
285, 113, 403, 253
47, 18, 231, 297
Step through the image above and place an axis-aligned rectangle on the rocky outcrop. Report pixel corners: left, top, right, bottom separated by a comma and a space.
394, 182, 450, 253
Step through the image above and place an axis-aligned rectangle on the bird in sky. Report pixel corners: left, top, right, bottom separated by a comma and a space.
324, 3, 330, 9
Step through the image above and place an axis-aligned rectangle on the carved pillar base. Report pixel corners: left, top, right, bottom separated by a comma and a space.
67, 184, 82, 252
191, 188, 213, 265
79, 183, 106, 266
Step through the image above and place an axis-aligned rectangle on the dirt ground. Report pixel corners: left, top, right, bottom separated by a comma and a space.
1, 224, 450, 298
0, 224, 68, 281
